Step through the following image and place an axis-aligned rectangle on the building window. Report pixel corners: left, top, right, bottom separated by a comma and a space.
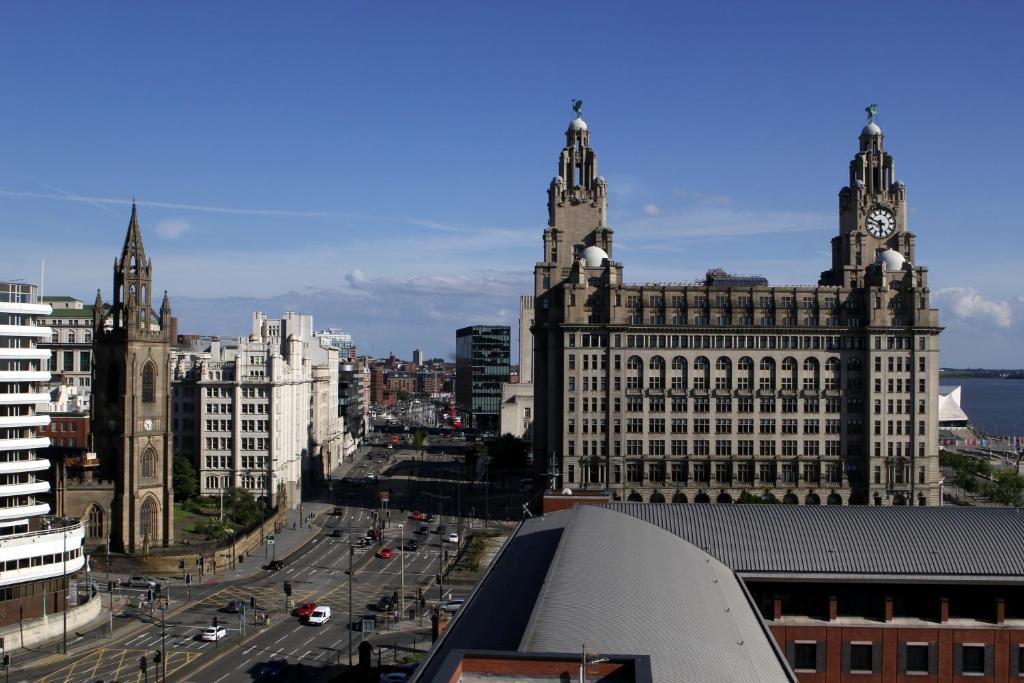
793, 642, 817, 672
142, 362, 156, 403
905, 644, 929, 674
86, 505, 104, 538
849, 643, 873, 673
960, 644, 985, 675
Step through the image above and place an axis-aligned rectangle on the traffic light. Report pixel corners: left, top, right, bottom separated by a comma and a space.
147, 588, 154, 603
139, 655, 147, 672
108, 581, 114, 592
250, 595, 256, 610
212, 616, 218, 627
283, 581, 292, 596
2, 654, 9, 667
185, 573, 192, 586
153, 650, 161, 664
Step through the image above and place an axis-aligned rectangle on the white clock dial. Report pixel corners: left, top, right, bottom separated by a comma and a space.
865, 207, 896, 238
143, 419, 153, 432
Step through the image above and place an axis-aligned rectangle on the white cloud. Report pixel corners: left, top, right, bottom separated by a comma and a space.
641, 203, 661, 216
935, 288, 1013, 328
155, 219, 190, 239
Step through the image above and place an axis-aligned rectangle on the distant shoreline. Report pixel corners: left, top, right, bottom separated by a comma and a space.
941, 369, 1024, 380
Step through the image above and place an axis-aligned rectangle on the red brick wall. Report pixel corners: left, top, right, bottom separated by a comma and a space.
772, 624, 1024, 683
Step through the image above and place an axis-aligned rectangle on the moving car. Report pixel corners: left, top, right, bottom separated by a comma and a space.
307, 606, 331, 625
417, 525, 430, 535
331, 528, 344, 537
426, 513, 436, 522
377, 595, 394, 611
126, 575, 158, 589
222, 599, 243, 613
295, 601, 317, 618
201, 625, 228, 641
351, 613, 377, 631
439, 598, 465, 613
445, 532, 460, 544
257, 658, 287, 679
356, 537, 371, 547
266, 560, 285, 571
435, 524, 447, 535
378, 547, 394, 559
403, 540, 418, 551
410, 511, 424, 520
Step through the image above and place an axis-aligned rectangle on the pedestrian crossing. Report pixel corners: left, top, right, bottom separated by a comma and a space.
36, 646, 203, 683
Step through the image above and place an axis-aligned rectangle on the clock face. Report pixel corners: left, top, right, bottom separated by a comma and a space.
143, 419, 153, 432
865, 207, 896, 238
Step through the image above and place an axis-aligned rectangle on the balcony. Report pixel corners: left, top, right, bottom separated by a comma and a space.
0, 324, 53, 338
0, 480, 51, 498
0, 302, 51, 316
0, 517, 85, 587
0, 415, 49, 429
0, 392, 51, 405
0, 437, 49, 452
0, 503, 49, 520
0, 348, 50, 361
0, 458, 50, 475
0, 370, 51, 383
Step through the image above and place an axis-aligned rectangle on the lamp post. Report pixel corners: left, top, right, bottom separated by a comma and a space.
62, 523, 67, 654
160, 601, 166, 683
398, 523, 405, 622
348, 544, 354, 667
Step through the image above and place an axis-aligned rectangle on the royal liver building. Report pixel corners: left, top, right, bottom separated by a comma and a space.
533, 106, 941, 506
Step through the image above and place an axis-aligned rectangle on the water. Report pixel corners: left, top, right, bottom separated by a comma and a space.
942, 376, 1024, 437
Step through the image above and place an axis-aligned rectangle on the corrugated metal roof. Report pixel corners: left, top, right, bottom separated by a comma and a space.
607, 504, 1024, 578
520, 505, 795, 682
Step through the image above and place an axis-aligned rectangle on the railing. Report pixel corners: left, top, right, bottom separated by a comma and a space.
0, 516, 82, 543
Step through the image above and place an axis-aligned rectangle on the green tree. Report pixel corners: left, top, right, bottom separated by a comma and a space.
224, 487, 261, 527
173, 455, 198, 501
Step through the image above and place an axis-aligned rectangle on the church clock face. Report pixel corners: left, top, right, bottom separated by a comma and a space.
865, 207, 896, 238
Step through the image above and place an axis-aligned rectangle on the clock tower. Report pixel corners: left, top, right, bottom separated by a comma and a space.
92, 204, 175, 553
821, 106, 917, 287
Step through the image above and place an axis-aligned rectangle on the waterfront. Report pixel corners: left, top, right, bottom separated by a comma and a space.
942, 376, 1024, 437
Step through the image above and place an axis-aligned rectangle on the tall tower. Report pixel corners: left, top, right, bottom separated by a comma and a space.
821, 106, 916, 287
92, 204, 175, 553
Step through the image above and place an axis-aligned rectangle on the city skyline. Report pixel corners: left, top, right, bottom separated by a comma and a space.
2, 3, 1022, 364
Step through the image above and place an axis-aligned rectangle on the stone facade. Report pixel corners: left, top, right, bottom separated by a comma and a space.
63, 205, 176, 553
533, 113, 941, 506
500, 295, 535, 439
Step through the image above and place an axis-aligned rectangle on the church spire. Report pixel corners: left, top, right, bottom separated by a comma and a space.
113, 203, 155, 332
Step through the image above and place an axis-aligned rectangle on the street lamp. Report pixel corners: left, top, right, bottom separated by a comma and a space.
398, 523, 405, 622
348, 544, 354, 666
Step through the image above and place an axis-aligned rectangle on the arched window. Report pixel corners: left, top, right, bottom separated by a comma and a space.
802, 358, 819, 391
140, 497, 157, 542
86, 505, 104, 538
714, 357, 732, 390
737, 357, 754, 390
692, 357, 709, 390
648, 356, 665, 389
140, 448, 155, 478
758, 357, 776, 390
781, 357, 797, 390
670, 356, 687, 390
141, 362, 156, 403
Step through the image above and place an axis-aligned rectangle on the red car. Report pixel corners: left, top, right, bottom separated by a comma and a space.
295, 601, 317, 617
410, 511, 424, 520
378, 547, 394, 559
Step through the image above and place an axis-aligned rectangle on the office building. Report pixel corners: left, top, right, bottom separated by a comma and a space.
455, 325, 510, 433
532, 110, 941, 505
500, 296, 535, 439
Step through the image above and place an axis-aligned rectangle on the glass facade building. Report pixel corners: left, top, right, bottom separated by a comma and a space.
455, 325, 511, 433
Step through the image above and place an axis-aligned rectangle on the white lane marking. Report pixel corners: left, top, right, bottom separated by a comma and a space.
212, 673, 232, 683
244, 645, 257, 654
235, 658, 252, 671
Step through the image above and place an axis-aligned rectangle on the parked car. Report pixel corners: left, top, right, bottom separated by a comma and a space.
307, 606, 331, 625
201, 625, 228, 641
266, 560, 285, 571
295, 601, 317, 618
378, 547, 394, 559
439, 598, 465, 613
445, 532, 460, 544
126, 575, 157, 589
257, 658, 287, 679
377, 595, 394, 611
223, 599, 243, 613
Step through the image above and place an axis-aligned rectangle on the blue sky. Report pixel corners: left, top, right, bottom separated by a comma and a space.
1, 2, 1021, 365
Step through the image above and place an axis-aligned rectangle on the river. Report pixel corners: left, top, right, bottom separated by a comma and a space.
941, 376, 1024, 437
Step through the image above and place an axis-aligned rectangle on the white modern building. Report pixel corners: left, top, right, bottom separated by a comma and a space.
0, 282, 85, 630
172, 311, 340, 508
500, 295, 535, 440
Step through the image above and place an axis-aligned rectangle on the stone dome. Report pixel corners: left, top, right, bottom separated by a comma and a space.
571, 117, 588, 131
861, 121, 882, 136
581, 245, 609, 267
877, 248, 906, 272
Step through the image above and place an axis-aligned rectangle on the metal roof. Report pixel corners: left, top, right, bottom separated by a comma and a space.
606, 503, 1024, 580
520, 505, 795, 682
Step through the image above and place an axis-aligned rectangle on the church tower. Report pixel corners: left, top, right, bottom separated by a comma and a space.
92, 204, 175, 553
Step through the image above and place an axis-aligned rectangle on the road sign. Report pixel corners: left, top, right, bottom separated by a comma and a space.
379, 491, 390, 502
266, 536, 275, 545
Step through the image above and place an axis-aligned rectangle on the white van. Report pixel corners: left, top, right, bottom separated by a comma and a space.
307, 605, 331, 625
